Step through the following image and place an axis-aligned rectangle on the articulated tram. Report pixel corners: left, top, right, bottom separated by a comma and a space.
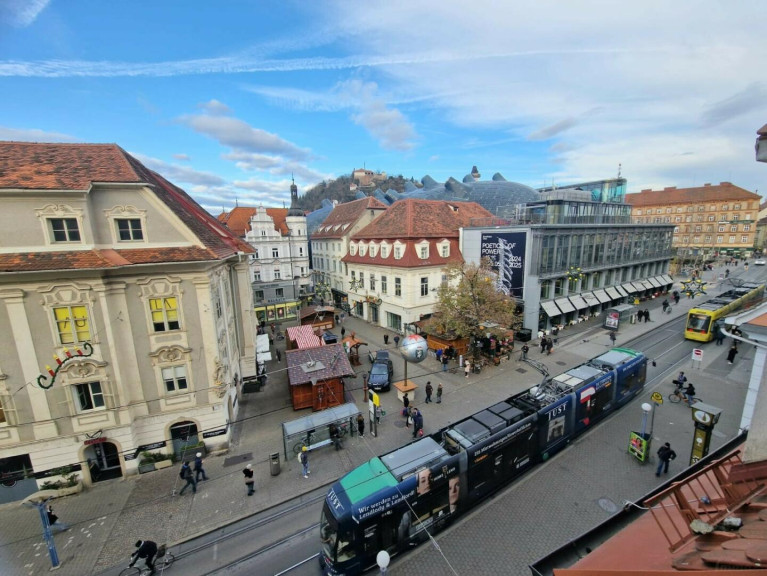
685, 282, 764, 342
320, 348, 648, 575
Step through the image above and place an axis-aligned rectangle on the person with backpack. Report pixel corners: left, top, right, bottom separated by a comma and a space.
521, 343, 529, 360
193, 452, 208, 482
656, 442, 677, 477
178, 461, 197, 495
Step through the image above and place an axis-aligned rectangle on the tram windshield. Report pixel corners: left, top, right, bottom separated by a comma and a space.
686, 313, 711, 333
320, 504, 338, 559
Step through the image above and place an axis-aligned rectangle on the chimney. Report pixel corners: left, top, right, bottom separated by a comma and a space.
703, 183, 711, 187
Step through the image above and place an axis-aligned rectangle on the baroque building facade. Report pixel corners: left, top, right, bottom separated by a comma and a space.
0, 142, 255, 502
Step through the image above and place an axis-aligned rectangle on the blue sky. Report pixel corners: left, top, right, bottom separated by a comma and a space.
1, 1, 766, 214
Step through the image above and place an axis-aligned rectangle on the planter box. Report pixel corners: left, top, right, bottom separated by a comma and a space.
154, 460, 173, 470
138, 463, 156, 474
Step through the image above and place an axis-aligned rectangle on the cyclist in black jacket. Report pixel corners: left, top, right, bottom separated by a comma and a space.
129, 540, 158, 574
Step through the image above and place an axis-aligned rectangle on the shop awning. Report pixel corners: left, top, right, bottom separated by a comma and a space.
593, 289, 611, 303
555, 297, 576, 314
621, 283, 637, 293
615, 285, 629, 297
605, 287, 621, 300
541, 300, 562, 317
630, 282, 646, 292
641, 279, 654, 290
568, 294, 588, 309
647, 277, 661, 288
582, 292, 600, 307
661, 274, 674, 285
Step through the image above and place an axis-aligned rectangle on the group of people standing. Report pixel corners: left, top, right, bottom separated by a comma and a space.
539, 336, 554, 355
635, 309, 652, 322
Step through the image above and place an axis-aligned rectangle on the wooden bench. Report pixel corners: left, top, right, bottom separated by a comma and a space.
393, 379, 418, 404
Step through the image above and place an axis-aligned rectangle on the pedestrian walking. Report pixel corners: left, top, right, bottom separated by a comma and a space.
727, 344, 738, 364
243, 463, 255, 495
357, 413, 365, 438
384, 333, 389, 345
270, 323, 276, 334
540, 337, 547, 353
193, 452, 208, 481
275, 347, 282, 362
341, 326, 346, 338
609, 331, 617, 345
644, 309, 651, 322
436, 348, 443, 362
393, 335, 400, 347
662, 299, 670, 313
425, 381, 433, 403
46, 504, 70, 532
340, 312, 345, 323
300, 446, 310, 478
178, 461, 197, 495
673, 290, 680, 304
329, 423, 343, 450
411, 408, 423, 439
441, 354, 449, 371
521, 344, 529, 360
655, 442, 677, 476
436, 383, 443, 404
464, 361, 471, 378
715, 327, 726, 346
403, 393, 410, 426
546, 339, 554, 355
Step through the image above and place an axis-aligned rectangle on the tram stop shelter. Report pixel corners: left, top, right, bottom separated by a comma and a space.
281, 402, 360, 459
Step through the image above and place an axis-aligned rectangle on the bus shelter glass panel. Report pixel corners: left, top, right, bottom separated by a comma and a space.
282, 402, 360, 458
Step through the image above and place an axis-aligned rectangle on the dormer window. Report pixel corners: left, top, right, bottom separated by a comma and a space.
359, 243, 367, 257
381, 243, 390, 258
349, 243, 357, 256
439, 241, 450, 258
369, 243, 378, 258
394, 246, 403, 259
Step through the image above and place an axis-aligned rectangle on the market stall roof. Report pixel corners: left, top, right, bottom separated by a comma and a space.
285, 343, 355, 386
342, 335, 368, 350
299, 305, 336, 322
286, 325, 322, 349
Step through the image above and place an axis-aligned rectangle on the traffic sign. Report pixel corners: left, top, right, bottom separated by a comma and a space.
651, 391, 663, 405
692, 349, 704, 362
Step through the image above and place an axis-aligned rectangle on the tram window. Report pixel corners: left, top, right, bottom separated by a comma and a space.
622, 363, 646, 395
336, 530, 356, 562
687, 313, 711, 332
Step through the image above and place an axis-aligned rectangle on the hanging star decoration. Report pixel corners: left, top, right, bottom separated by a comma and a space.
680, 278, 707, 298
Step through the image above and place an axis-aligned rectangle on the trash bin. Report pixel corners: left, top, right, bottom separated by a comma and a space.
515, 328, 532, 342
269, 452, 280, 476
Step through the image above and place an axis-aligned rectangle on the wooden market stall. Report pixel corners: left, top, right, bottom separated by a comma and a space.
412, 316, 470, 358
299, 305, 336, 331
341, 334, 368, 367
285, 343, 355, 411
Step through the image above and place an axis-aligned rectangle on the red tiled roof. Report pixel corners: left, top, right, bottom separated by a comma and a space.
218, 206, 290, 237
0, 247, 218, 273
343, 238, 465, 268
0, 142, 253, 271
351, 199, 493, 238
0, 141, 141, 189
312, 196, 388, 239
285, 343, 355, 385
625, 182, 760, 207
343, 200, 491, 268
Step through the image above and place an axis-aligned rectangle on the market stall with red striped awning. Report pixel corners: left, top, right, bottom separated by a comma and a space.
286, 325, 322, 350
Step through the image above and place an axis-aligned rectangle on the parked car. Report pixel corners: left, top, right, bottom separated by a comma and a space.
367, 350, 394, 391
754, 259, 766, 266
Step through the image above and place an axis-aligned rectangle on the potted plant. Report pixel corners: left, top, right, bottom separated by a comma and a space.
138, 450, 173, 473
179, 440, 206, 461
41, 466, 83, 496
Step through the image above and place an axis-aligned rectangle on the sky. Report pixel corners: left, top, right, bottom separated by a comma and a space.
1, 1, 766, 215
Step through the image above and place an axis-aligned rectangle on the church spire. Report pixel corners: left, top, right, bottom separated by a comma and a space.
287, 174, 303, 216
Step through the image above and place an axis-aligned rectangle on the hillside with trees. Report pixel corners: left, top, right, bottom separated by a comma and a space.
295, 173, 419, 212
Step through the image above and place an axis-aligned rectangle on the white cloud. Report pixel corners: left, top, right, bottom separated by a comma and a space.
131, 153, 227, 187
178, 106, 312, 161
0, 0, 49, 27
172, 153, 190, 161
0, 125, 76, 142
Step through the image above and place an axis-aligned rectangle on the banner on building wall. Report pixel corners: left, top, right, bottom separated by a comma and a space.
479, 231, 527, 299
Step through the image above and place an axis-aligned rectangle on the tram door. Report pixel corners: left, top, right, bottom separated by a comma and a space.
361, 515, 397, 560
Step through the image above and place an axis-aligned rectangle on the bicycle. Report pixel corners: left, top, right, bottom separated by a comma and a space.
293, 431, 317, 454
668, 385, 700, 405
120, 545, 174, 576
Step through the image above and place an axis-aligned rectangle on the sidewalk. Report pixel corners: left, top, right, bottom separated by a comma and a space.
0, 270, 743, 576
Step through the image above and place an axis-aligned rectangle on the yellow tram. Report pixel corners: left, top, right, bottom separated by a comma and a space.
685, 282, 765, 342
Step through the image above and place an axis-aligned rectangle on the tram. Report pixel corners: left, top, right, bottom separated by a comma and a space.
684, 282, 764, 342
320, 348, 648, 575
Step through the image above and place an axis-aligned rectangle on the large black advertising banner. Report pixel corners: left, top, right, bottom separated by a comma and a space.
480, 232, 527, 299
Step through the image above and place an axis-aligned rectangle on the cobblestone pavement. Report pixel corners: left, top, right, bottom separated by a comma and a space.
0, 264, 755, 576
